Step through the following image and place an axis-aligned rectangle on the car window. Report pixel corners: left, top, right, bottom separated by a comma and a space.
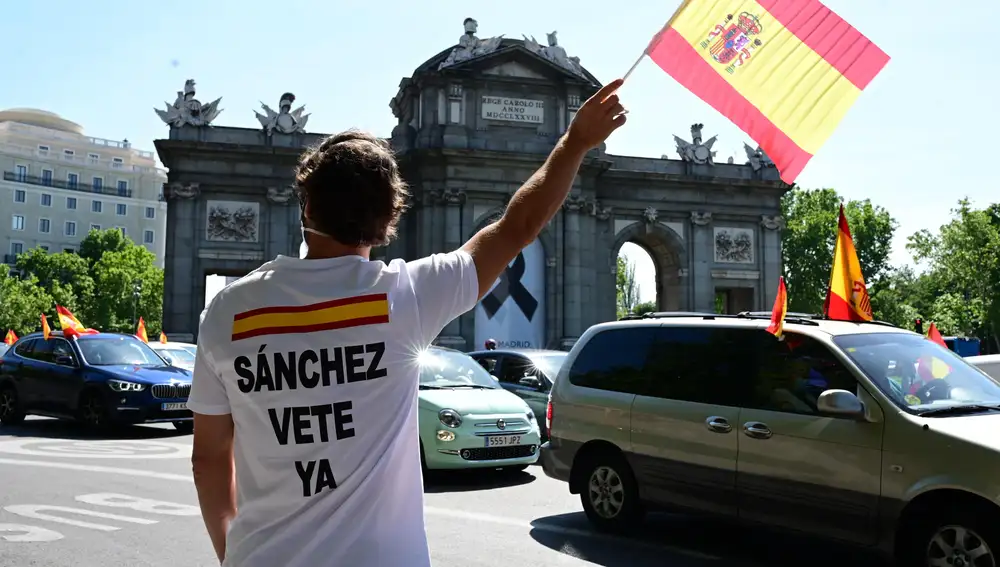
529, 353, 567, 381
159, 348, 195, 364
49, 339, 76, 364
14, 339, 36, 358
475, 355, 499, 375
77, 336, 164, 366
568, 328, 655, 394
750, 331, 859, 416
499, 356, 537, 386
643, 326, 756, 407
30, 339, 54, 363
418, 349, 498, 389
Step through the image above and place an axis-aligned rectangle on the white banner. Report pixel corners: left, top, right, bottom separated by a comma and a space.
474, 239, 546, 350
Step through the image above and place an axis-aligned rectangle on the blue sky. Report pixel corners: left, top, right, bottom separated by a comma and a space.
3, 0, 994, 303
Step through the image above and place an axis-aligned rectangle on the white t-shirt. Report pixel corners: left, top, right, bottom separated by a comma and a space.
187, 251, 480, 567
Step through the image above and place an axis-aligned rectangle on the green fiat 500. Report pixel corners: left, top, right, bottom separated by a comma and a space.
418, 347, 541, 472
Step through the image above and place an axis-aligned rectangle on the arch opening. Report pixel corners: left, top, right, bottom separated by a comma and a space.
611, 222, 686, 319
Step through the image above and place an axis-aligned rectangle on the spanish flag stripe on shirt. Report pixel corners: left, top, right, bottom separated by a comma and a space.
231, 293, 390, 342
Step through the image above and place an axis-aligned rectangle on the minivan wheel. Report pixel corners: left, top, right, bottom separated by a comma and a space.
579, 453, 643, 533
903, 509, 1000, 567
0, 386, 25, 425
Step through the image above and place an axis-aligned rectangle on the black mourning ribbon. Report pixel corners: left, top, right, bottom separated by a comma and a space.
481, 252, 538, 321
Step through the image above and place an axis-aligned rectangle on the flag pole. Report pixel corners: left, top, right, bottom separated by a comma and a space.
622, 52, 646, 82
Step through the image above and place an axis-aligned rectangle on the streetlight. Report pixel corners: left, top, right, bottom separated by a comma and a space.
131, 278, 143, 329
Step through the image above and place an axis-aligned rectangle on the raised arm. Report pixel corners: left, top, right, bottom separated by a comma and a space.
461, 79, 627, 298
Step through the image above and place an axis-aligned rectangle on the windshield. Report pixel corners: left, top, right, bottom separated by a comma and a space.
834, 333, 1000, 413
419, 349, 497, 389
159, 348, 196, 364
529, 353, 567, 380
78, 335, 165, 366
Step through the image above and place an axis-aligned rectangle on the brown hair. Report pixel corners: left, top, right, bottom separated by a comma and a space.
294, 129, 410, 247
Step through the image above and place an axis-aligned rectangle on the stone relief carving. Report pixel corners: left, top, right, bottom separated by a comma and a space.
760, 215, 785, 230
588, 200, 612, 220
563, 194, 586, 211
206, 201, 259, 243
165, 182, 200, 200
643, 207, 659, 224
523, 31, 586, 78
255, 93, 310, 135
673, 123, 718, 165
744, 143, 776, 171
155, 80, 223, 127
442, 188, 466, 204
714, 227, 755, 264
690, 211, 713, 226
438, 18, 504, 70
266, 186, 295, 205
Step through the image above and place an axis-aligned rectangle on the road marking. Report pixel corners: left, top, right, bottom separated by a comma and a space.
0, 524, 64, 542
424, 507, 721, 561
76, 493, 200, 516
0, 458, 193, 481
3, 505, 158, 531
0, 439, 189, 459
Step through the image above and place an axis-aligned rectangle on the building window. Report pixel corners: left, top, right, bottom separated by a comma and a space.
67, 173, 79, 189
40, 193, 52, 207
39, 218, 51, 233
63, 248, 74, 254
10, 242, 23, 256
14, 164, 27, 182
90, 224, 101, 232
116, 203, 127, 216
112, 157, 124, 169
65, 221, 77, 236
63, 149, 75, 160
88, 153, 100, 164
117, 180, 129, 196
144, 206, 155, 219
144, 230, 154, 244
41, 169, 53, 186
118, 227, 127, 237
66, 197, 77, 210
11, 215, 25, 231
13, 190, 25, 203
37, 145, 49, 156
39, 245, 49, 252
92, 200, 102, 213
449, 100, 461, 124
92, 177, 103, 192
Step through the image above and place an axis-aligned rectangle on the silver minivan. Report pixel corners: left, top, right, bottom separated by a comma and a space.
541, 313, 1000, 566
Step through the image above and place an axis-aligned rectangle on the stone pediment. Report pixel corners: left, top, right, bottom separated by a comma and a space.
416, 40, 599, 86
482, 60, 549, 80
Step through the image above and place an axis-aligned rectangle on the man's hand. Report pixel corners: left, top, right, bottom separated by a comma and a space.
462, 78, 629, 298
565, 78, 628, 152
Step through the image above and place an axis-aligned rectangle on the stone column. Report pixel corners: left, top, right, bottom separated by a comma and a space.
436, 188, 467, 350
760, 215, 785, 309
593, 202, 615, 324
561, 195, 585, 348
266, 186, 295, 258
690, 211, 714, 312
419, 188, 438, 258
163, 182, 201, 341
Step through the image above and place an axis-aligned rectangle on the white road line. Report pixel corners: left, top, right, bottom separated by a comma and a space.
0, 458, 720, 561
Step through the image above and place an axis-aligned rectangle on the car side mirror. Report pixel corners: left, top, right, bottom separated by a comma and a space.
162, 355, 173, 365
519, 375, 542, 389
55, 355, 76, 367
817, 389, 866, 419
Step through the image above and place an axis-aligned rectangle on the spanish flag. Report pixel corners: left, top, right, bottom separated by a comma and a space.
3, 330, 16, 346
135, 317, 149, 344
232, 293, 390, 342
41, 314, 51, 340
823, 205, 872, 322
765, 276, 788, 338
159, 331, 168, 344
644, 0, 889, 183
926, 322, 948, 348
55, 305, 99, 339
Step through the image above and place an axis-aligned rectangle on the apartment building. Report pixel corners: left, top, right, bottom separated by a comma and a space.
0, 108, 168, 268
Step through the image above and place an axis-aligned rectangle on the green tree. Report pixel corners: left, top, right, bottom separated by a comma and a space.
90, 244, 164, 334
616, 255, 639, 319
78, 227, 131, 266
0, 269, 54, 336
632, 301, 657, 316
781, 188, 897, 314
14, 248, 94, 317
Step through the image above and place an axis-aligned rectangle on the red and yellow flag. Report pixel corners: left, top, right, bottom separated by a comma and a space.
926, 323, 948, 348
231, 293, 390, 342
135, 317, 149, 344
159, 331, 168, 344
765, 276, 788, 338
41, 314, 51, 340
3, 330, 16, 345
645, 0, 889, 183
55, 305, 99, 339
823, 205, 872, 322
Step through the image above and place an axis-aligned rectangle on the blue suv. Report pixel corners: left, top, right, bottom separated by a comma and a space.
0, 331, 194, 433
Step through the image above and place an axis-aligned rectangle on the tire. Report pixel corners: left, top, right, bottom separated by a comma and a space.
0, 385, 26, 426
578, 451, 644, 533
898, 503, 1000, 567
78, 391, 109, 428
172, 421, 194, 434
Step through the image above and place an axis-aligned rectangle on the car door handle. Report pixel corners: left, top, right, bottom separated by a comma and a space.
704, 416, 733, 434
743, 422, 772, 439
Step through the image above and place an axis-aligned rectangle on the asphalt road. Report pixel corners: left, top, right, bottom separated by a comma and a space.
0, 418, 886, 567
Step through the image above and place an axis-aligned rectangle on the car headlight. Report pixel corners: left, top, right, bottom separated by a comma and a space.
108, 379, 145, 392
526, 409, 536, 422
438, 408, 463, 428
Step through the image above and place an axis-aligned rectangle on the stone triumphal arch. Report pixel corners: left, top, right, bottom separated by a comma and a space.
155, 18, 789, 348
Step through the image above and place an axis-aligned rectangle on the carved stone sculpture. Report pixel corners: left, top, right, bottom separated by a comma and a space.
760, 215, 785, 230
690, 211, 713, 226
744, 143, 776, 171
206, 201, 259, 242
267, 186, 295, 204
523, 31, 586, 77
563, 194, 586, 212
674, 123, 718, 165
643, 206, 658, 224
155, 80, 223, 127
165, 182, 200, 200
438, 18, 504, 70
442, 188, 466, 204
255, 93, 310, 135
